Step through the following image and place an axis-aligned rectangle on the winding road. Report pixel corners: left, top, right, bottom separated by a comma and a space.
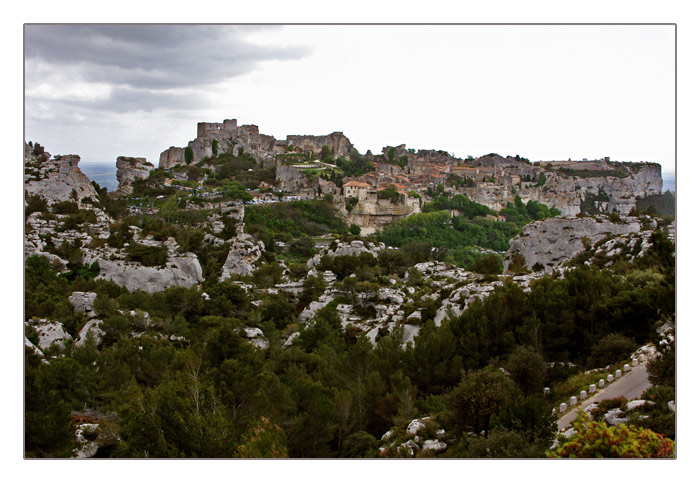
557, 362, 652, 431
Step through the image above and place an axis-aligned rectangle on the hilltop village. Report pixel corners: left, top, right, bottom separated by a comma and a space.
122, 118, 663, 234
24, 118, 675, 459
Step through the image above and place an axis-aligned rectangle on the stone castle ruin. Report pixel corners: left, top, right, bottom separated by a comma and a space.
159, 118, 354, 169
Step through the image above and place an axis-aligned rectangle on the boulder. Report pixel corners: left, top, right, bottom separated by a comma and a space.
75, 319, 105, 347
422, 440, 447, 453
69, 292, 97, 313
95, 253, 203, 293
26, 319, 72, 350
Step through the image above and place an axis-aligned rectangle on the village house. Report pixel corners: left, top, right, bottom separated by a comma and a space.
343, 180, 373, 200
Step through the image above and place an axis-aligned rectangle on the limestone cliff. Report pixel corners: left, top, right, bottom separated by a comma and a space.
346, 199, 419, 235
506, 216, 642, 272
24, 142, 98, 205
115, 156, 154, 195
460, 162, 662, 216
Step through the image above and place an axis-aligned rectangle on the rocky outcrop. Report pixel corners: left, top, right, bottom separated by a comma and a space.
346, 199, 420, 235
115, 156, 153, 195
24, 143, 98, 205
75, 319, 105, 347
69, 291, 97, 316
286, 132, 354, 158
218, 205, 265, 280
460, 162, 662, 216
219, 233, 265, 279
94, 253, 203, 293
507, 216, 642, 272
26, 318, 72, 350
307, 240, 386, 268
159, 146, 185, 170
275, 164, 309, 192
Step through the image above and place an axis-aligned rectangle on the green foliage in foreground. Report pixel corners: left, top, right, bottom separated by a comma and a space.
23, 221, 674, 458
548, 413, 674, 458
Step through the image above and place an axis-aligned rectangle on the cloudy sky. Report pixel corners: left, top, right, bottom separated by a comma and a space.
24, 24, 675, 176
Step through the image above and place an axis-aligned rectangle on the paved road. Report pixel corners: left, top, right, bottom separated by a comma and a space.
557, 362, 652, 431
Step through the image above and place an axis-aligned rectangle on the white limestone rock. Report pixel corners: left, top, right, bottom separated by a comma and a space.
24, 144, 99, 205
507, 216, 641, 273
298, 292, 336, 324
406, 417, 430, 435
95, 253, 203, 293
219, 233, 265, 280
75, 319, 105, 347
603, 408, 628, 426
283, 332, 300, 347
69, 292, 97, 313
242, 327, 269, 350
307, 240, 385, 268
422, 440, 447, 453
26, 319, 72, 350
24, 336, 45, 359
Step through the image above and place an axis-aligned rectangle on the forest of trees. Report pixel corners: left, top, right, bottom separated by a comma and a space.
24, 220, 675, 457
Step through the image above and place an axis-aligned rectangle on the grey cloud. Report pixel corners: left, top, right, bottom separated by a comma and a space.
24, 25, 310, 89
63, 86, 211, 114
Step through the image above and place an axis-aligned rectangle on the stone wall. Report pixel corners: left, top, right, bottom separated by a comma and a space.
159, 119, 355, 169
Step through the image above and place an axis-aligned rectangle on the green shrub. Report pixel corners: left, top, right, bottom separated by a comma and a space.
587, 333, 637, 368
52, 201, 80, 214
125, 243, 168, 267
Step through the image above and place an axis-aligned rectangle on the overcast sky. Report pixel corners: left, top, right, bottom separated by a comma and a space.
24, 24, 675, 174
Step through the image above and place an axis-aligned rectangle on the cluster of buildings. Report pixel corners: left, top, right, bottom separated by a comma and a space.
341, 149, 541, 206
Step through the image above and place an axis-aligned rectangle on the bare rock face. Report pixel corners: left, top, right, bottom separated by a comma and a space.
115, 156, 153, 195
275, 164, 309, 191
460, 162, 662, 216
219, 233, 265, 279
307, 240, 386, 268
94, 253, 203, 293
285, 131, 354, 159
507, 216, 641, 272
26, 318, 72, 350
159, 146, 185, 170
218, 205, 265, 280
75, 319, 105, 347
24, 143, 98, 206
69, 292, 98, 313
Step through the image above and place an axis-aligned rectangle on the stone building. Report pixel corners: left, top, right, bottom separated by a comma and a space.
343, 181, 373, 200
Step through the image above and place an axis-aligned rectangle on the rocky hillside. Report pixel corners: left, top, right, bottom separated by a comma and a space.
24, 142, 98, 205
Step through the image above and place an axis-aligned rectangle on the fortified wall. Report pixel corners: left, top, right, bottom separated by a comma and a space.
159, 118, 355, 169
